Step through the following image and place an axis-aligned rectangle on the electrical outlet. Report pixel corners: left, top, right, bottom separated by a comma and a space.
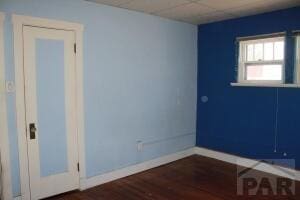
137, 141, 143, 152
6, 81, 15, 93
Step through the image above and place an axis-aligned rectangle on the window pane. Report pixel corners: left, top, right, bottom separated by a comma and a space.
247, 44, 254, 61
246, 65, 282, 81
274, 41, 284, 60
264, 42, 273, 61
254, 43, 263, 61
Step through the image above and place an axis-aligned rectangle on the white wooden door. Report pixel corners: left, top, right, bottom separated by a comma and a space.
23, 26, 79, 199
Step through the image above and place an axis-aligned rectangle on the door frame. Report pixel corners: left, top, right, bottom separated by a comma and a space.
12, 14, 85, 200
0, 12, 14, 200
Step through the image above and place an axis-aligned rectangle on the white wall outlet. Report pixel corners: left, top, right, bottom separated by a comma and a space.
137, 141, 143, 152
6, 81, 15, 93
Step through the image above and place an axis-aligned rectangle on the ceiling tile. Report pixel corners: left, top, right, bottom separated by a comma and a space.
186, 11, 235, 24
86, 0, 133, 6
157, 2, 217, 20
120, 0, 190, 13
86, 0, 300, 25
228, 0, 300, 17
196, 0, 262, 11
260, 0, 300, 11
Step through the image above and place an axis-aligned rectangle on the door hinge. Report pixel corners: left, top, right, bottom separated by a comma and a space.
77, 163, 80, 172
74, 43, 77, 54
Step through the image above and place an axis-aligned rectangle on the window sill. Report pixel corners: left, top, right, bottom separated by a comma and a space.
231, 82, 300, 88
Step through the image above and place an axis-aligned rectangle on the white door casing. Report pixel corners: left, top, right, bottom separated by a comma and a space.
13, 15, 85, 200
23, 26, 79, 199
0, 12, 14, 200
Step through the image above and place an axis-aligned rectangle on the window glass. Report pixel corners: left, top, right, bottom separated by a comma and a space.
274, 41, 284, 60
254, 43, 263, 61
247, 44, 254, 61
238, 36, 285, 83
246, 65, 282, 81
264, 42, 273, 61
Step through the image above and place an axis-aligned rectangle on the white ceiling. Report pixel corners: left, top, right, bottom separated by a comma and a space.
86, 0, 300, 25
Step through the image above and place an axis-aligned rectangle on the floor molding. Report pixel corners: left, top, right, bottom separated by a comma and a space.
194, 147, 300, 181
13, 196, 22, 200
80, 148, 195, 190
13, 146, 300, 198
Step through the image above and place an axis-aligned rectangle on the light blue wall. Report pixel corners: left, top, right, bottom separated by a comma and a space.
0, 0, 197, 197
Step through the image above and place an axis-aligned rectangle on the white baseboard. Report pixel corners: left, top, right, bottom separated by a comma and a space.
12, 147, 300, 198
194, 147, 300, 181
13, 196, 22, 200
80, 148, 195, 190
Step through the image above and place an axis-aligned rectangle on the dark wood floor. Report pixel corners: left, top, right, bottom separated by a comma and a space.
46, 155, 300, 200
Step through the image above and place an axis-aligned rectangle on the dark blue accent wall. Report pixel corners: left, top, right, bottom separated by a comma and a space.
197, 7, 300, 169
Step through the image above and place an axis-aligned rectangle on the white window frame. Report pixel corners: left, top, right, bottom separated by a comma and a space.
238, 36, 286, 84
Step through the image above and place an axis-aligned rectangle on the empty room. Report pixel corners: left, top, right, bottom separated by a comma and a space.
0, 0, 300, 199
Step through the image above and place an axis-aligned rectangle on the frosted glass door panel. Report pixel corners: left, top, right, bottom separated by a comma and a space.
36, 39, 68, 177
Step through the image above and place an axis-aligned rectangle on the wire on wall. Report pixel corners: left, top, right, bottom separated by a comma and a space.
0, 152, 3, 200
274, 88, 279, 153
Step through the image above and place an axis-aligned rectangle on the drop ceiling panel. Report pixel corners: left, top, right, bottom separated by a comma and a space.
189, 11, 235, 25
197, 0, 263, 10
87, 0, 132, 6
86, 0, 300, 24
229, 0, 300, 17
120, 0, 190, 13
156, 3, 216, 20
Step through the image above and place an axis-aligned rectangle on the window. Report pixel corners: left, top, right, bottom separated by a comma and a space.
238, 36, 285, 84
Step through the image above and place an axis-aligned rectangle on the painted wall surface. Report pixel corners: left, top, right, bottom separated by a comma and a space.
0, 0, 197, 197
197, 7, 300, 169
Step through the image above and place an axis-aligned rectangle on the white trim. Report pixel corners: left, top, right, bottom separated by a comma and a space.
0, 12, 13, 200
12, 15, 83, 32
11, 144, 299, 196
75, 26, 86, 184
13, 15, 31, 200
14, 196, 22, 200
236, 32, 286, 42
194, 147, 300, 181
296, 36, 300, 84
230, 82, 300, 88
12, 14, 85, 200
80, 148, 195, 190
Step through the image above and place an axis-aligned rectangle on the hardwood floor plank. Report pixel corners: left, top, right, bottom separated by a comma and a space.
45, 155, 300, 200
